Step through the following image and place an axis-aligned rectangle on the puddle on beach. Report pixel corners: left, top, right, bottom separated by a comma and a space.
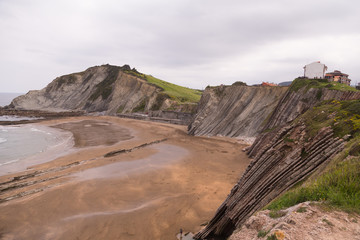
73, 143, 188, 181
53, 120, 134, 147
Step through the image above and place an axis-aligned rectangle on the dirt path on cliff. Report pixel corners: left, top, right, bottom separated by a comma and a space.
0, 116, 251, 240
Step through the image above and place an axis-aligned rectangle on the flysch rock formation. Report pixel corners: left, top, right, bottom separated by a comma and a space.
10, 65, 162, 114
248, 86, 360, 158
188, 84, 288, 141
195, 124, 346, 240
194, 83, 360, 240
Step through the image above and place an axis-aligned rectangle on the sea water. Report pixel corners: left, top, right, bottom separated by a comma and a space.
0, 92, 23, 107
0, 125, 74, 175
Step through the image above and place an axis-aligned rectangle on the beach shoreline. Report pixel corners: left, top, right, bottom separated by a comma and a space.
0, 124, 75, 176
0, 116, 251, 240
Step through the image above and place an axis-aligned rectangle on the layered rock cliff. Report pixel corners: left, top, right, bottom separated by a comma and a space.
10, 64, 199, 115
195, 79, 360, 240
188, 84, 288, 140
195, 124, 346, 239
248, 81, 360, 158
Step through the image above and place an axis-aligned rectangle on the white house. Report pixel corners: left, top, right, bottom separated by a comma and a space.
303, 61, 328, 79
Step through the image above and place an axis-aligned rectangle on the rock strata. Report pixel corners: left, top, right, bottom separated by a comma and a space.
188, 85, 288, 139
263, 87, 360, 131
10, 65, 162, 114
248, 87, 360, 158
195, 125, 345, 239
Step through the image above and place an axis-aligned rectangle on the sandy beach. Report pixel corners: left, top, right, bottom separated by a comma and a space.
0, 116, 251, 240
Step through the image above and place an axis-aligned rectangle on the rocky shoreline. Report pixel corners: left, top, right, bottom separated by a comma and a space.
0, 108, 84, 125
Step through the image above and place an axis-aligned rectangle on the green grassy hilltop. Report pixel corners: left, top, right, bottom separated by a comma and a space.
122, 66, 202, 104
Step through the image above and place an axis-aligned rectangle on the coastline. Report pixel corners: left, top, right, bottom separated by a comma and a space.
0, 116, 252, 239
0, 124, 74, 176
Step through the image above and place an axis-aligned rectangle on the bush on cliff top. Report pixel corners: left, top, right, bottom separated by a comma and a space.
289, 78, 359, 93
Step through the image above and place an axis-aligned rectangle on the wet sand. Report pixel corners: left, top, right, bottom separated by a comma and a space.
0, 116, 251, 240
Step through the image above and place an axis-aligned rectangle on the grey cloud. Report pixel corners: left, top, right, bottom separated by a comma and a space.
1, 0, 360, 92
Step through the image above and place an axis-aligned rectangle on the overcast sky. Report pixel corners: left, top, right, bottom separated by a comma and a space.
1, 0, 359, 93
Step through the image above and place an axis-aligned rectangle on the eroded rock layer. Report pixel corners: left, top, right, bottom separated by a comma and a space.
188, 85, 288, 139
248, 87, 360, 158
195, 125, 345, 239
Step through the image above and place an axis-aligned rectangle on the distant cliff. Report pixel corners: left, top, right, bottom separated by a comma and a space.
195, 79, 360, 239
188, 84, 288, 141
10, 64, 200, 114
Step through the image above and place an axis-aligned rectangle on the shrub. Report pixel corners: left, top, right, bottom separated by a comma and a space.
296, 207, 307, 213
267, 234, 278, 240
132, 99, 147, 112
232, 81, 247, 86
151, 93, 169, 111
258, 229, 270, 238
269, 210, 287, 219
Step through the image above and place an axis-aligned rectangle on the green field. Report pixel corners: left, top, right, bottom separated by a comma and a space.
145, 75, 202, 103
123, 68, 202, 103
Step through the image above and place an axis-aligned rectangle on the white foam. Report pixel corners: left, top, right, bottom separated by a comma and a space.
0, 124, 75, 176
0, 137, 7, 144
30, 127, 48, 134
0, 115, 44, 121
0, 159, 19, 166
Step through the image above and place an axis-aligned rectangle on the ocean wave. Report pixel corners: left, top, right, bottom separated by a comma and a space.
30, 127, 51, 135
0, 115, 44, 121
0, 137, 7, 144
0, 159, 19, 166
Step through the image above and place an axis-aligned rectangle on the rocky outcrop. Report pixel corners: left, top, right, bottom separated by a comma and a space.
229, 201, 360, 240
10, 65, 168, 114
188, 85, 288, 140
263, 86, 360, 131
248, 86, 360, 158
195, 125, 346, 239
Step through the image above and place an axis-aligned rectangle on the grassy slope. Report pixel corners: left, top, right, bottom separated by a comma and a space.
145, 75, 202, 103
266, 99, 360, 213
290, 78, 359, 92
123, 68, 202, 103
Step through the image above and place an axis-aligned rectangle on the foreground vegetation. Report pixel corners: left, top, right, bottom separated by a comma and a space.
267, 99, 360, 213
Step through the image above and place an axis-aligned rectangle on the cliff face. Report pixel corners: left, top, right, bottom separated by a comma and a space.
248, 86, 360, 158
263, 86, 360, 131
11, 65, 167, 114
188, 85, 288, 140
195, 81, 360, 240
195, 124, 346, 240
